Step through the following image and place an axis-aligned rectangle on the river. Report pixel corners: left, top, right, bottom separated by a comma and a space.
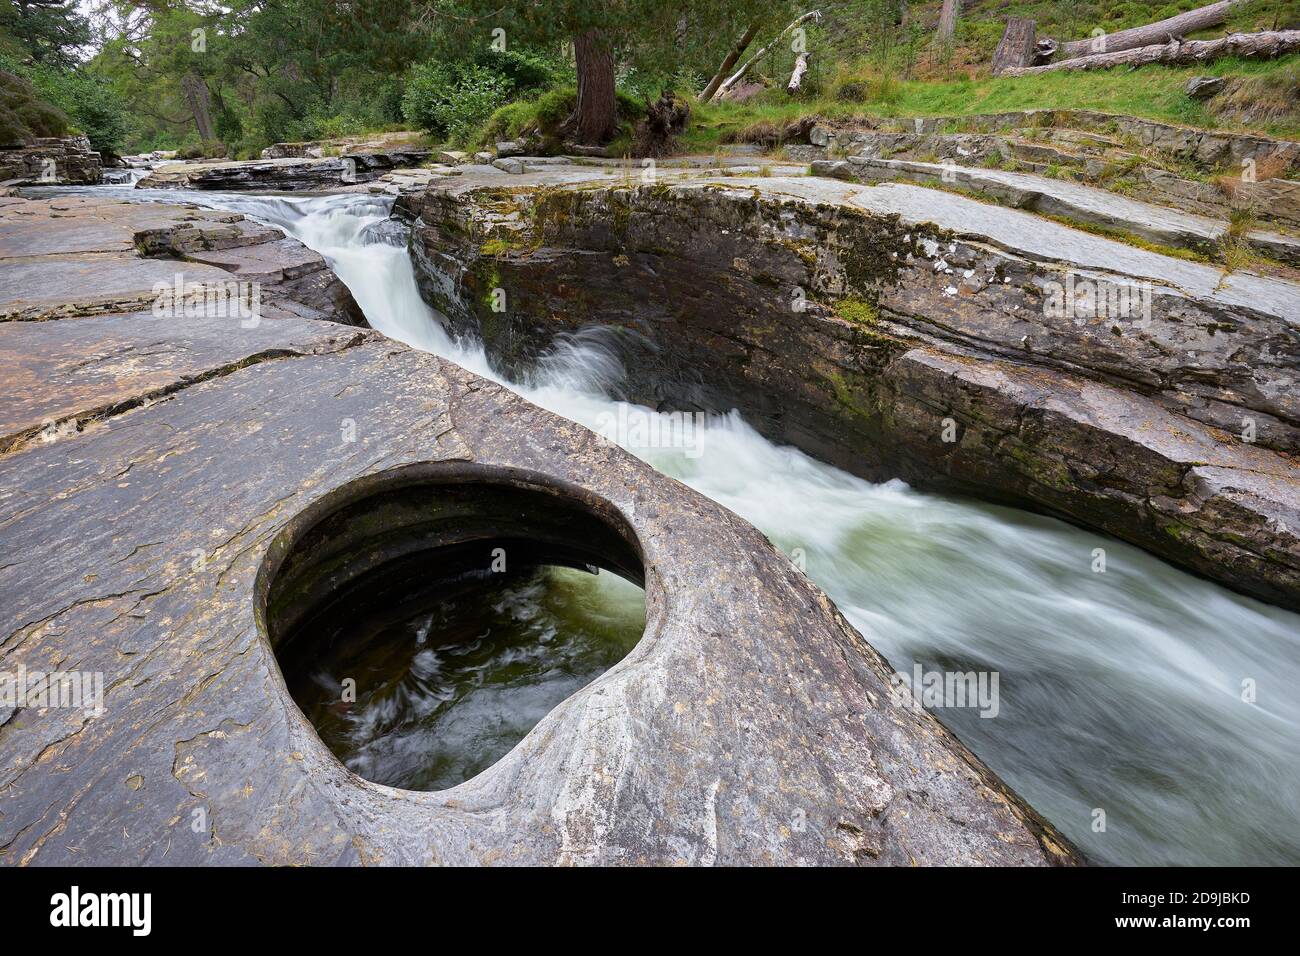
43, 184, 1300, 866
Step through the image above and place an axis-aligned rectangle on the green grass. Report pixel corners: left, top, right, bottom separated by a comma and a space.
682, 54, 1300, 156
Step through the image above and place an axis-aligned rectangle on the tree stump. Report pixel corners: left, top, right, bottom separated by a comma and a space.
632, 91, 691, 158
992, 18, 1037, 75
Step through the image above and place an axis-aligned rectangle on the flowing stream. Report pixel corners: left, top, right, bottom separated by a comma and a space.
52, 186, 1300, 865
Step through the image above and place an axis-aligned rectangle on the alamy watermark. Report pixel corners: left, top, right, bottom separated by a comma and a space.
891, 663, 1000, 718
1, 664, 104, 718
151, 275, 262, 327
1043, 272, 1152, 323
50, 886, 150, 936
593, 405, 707, 459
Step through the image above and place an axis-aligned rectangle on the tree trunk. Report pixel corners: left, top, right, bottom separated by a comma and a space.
991, 17, 1037, 75
181, 73, 217, 142
1056, 0, 1246, 61
787, 52, 811, 93
711, 10, 823, 103
573, 29, 616, 146
698, 24, 760, 102
937, 0, 962, 44
1001, 29, 1300, 76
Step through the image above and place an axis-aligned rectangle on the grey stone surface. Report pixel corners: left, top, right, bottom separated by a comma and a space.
0, 136, 102, 187
1186, 76, 1228, 100
138, 149, 430, 191
808, 111, 1300, 231
830, 155, 1300, 266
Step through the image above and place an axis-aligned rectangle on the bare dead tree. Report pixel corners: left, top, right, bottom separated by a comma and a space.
1040, 0, 1248, 62
992, 17, 1037, 75
698, 24, 760, 102
787, 51, 812, 93
710, 10, 823, 103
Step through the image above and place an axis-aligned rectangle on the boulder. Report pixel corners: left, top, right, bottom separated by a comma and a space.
1186, 76, 1228, 100
492, 157, 527, 174
495, 140, 525, 158
260, 141, 318, 159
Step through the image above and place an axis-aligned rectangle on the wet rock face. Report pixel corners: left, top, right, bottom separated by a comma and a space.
137, 149, 432, 191
0, 192, 1079, 866
0, 136, 102, 186
402, 168, 1300, 610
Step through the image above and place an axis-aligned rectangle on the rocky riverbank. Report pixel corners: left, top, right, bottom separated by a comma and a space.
401, 161, 1300, 611
0, 136, 102, 187
138, 146, 432, 191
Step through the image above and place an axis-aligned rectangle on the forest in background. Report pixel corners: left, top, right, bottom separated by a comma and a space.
3, 0, 1300, 161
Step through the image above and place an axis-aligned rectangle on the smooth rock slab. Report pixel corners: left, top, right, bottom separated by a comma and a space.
137, 150, 431, 191
825, 155, 1300, 266
0, 308, 361, 452
0, 197, 363, 324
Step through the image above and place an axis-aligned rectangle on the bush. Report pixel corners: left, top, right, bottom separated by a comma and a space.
0, 56, 128, 154
402, 60, 512, 145
478, 48, 561, 93
35, 68, 131, 155
174, 140, 227, 161
0, 69, 68, 147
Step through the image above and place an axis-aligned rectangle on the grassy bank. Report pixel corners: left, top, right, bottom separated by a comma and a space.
676, 54, 1300, 155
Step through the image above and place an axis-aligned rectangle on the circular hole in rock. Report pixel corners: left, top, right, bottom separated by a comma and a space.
260, 465, 646, 792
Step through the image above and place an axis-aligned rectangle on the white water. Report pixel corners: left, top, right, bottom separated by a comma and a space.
60, 186, 1300, 865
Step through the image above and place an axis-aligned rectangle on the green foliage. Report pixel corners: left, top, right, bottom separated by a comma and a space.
401, 46, 570, 146
475, 85, 646, 148
685, 53, 1300, 151
0, 50, 128, 154
402, 61, 514, 145
26, 66, 130, 154
0, 0, 89, 68
0, 67, 67, 146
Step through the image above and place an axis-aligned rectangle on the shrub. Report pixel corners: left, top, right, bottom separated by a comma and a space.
0, 55, 128, 154
35, 68, 130, 155
402, 61, 512, 145
479, 48, 561, 93
477, 86, 646, 150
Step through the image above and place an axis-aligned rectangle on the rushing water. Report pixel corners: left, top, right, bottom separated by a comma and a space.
42, 185, 1300, 865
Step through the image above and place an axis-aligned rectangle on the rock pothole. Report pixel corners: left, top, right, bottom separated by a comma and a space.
259, 463, 647, 791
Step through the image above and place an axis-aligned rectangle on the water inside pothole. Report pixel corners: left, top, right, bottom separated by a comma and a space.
280, 564, 645, 792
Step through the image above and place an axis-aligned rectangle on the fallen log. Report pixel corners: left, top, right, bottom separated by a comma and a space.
711, 10, 822, 102
1000, 30, 1300, 76
1056, 0, 1247, 61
